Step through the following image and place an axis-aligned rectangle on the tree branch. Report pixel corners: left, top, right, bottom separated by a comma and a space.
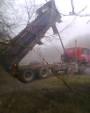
70, 0, 75, 15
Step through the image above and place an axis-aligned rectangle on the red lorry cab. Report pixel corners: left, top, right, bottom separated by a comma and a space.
64, 47, 90, 63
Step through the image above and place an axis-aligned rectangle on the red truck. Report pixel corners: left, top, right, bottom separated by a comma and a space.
62, 47, 90, 64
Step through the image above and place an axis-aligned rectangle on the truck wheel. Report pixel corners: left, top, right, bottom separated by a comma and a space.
79, 64, 86, 74
19, 70, 35, 83
39, 68, 49, 79
51, 68, 57, 74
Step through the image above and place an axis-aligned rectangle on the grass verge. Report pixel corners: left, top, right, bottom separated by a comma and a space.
0, 75, 90, 113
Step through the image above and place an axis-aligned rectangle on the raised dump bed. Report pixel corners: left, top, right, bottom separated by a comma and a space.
0, 0, 61, 83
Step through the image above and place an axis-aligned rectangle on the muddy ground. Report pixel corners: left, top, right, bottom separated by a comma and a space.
0, 65, 90, 94
0, 66, 90, 113
0, 66, 64, 94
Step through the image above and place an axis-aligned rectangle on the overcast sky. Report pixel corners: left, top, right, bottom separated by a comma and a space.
15, 0, 90, 45
15, 0, 90, 64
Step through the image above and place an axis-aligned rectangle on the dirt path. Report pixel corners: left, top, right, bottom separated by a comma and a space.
0, 66, 90, 95
0, 66, 60, 95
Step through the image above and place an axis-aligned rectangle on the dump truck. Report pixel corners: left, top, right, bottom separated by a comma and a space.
62, 47, 90, 64
0, 0, 62, 82
60, 46, 90, 75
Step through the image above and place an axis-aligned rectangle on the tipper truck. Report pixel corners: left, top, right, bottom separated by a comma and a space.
0, 0, 62, 82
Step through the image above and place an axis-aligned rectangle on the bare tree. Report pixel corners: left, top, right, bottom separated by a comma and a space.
0, 0, 90, 43
0, 0, 37, 43
0, 0, 16, 42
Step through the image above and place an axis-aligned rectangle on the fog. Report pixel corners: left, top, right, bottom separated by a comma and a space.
1, 0, 90, 65
19, 0, 90, 65
20, 45, 62, 65
66, 34, 90, 48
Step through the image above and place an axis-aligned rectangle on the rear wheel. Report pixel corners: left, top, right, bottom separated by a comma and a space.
79, 64, 86, 74
39, 68, 50, 79
19, 69, 35, 83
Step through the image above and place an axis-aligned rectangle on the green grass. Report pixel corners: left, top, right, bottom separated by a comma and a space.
0, 75, 90, 113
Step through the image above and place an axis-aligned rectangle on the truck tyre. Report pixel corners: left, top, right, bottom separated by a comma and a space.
78, 64, 86, 74
19, 70, 35, 83
51, 69, 58, 74
39, 68, 49, 79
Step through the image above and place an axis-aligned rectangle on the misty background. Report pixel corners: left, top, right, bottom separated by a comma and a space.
0, 0, 90, 65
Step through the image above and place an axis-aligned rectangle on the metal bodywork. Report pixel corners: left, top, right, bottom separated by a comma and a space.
0, 0, 61, 72
62, 47, 90, 64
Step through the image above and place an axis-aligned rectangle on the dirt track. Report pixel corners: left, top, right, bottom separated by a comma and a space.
0, 67, 90, 113
0, 66, 90, 95
0, 66, 60, 95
